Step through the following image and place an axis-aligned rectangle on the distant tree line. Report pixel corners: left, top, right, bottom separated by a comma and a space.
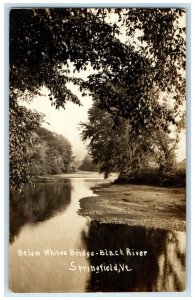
10, 123, 73, 189
79, 155, 99, 172
30, 127, 74, 176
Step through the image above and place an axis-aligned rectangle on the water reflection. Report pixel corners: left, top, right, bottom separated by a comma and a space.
10, 181, 71, 243
9, 178, 98, 293
9, 177, 186, 293
82, 221, 186, 292
156, 231, 186, 291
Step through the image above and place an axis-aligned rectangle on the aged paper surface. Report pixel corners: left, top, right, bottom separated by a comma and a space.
9, 7, 186, 293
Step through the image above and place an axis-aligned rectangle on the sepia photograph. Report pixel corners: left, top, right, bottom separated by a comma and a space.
9, 7, 186, 293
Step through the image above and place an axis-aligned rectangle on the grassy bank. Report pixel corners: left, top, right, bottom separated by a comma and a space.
114, 168, 186, 188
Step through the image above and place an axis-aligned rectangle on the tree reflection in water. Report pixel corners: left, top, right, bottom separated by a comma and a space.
82, 221, 185, 292
157, 231, 186, 291
9, 181, 71, 244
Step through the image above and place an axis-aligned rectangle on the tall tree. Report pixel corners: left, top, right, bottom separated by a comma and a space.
81, 104, 177, 179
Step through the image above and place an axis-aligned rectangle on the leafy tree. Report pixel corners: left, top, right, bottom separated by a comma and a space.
81, 104, 177, 179
30, 127, 73, 175
9, 99, 43, 190
10, 8, 126, 103
10, 8, 185, 113
83, 8, 185, 126
9, 8, 186, 188
28, 137, 48, 176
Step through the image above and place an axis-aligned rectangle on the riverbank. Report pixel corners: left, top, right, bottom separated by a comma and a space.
32, 171, 117, 182
78, 183, 186, 232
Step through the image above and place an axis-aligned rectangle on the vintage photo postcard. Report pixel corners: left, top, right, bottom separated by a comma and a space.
9, 6, 187, 293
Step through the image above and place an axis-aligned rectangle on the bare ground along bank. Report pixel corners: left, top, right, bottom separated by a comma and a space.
78, 183, 186, 232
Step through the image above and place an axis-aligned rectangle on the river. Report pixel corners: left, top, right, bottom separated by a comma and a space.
9, 173, 186, 293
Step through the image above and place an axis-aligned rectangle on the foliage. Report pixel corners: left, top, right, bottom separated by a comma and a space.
81, 105, 177, 179
30, 127, 73, 176
9, 8, 124, 106
9, 98, 43, 190
10, 100, 73, 189
81, 8, 185, 133
10, 8, 185, 109
114, 166, 186, 187
9, 8, 186, 187
9, 8, 131, 188
124, 8, 185, 95
79, 155, 99, 172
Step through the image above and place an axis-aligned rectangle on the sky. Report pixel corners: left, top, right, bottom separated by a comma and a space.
23, 83, 93, 161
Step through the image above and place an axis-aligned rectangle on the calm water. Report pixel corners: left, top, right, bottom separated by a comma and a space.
9, 175, 186, 293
